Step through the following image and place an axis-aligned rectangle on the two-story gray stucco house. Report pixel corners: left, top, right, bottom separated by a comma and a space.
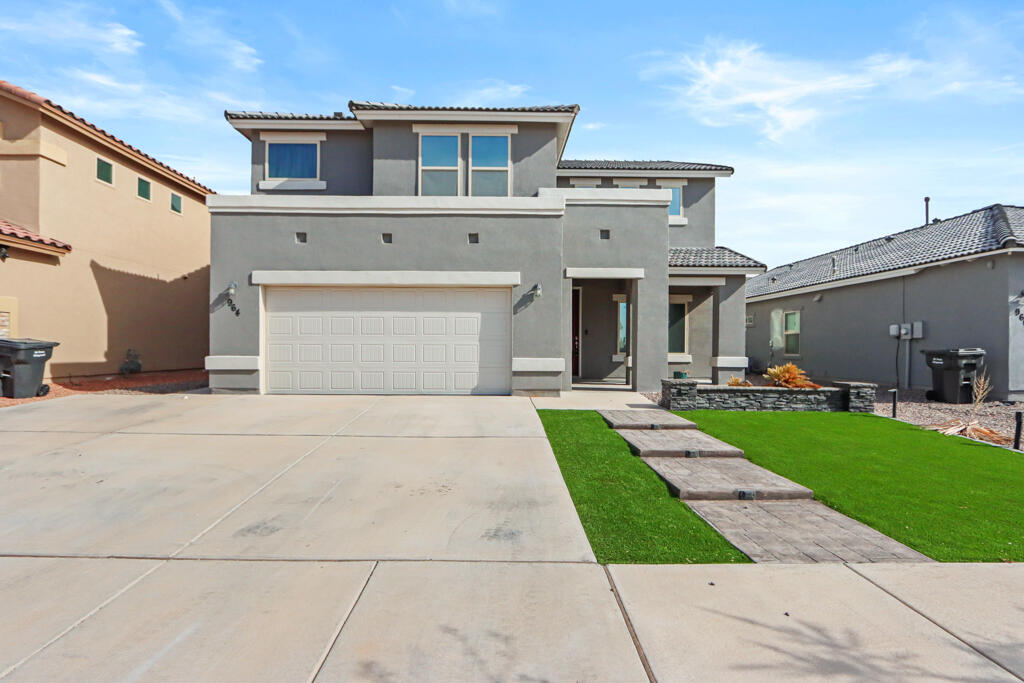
205, 101, 764, 395
746, 204, 1023, 400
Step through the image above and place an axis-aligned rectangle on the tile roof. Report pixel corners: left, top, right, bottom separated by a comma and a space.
0, 217, 71, 252
224, 111, 356, 120
747, 204, 1024, 298
560, 159, 734, 173
0, 80, 213, 195
348, 101, 579, 113
669, 246, 765, 269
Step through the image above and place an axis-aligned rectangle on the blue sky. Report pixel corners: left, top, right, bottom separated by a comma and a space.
2, 0, 1021, 267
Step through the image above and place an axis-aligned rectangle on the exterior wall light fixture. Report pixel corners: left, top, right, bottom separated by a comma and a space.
530, 283, 543, 299
226, 281, 240, 316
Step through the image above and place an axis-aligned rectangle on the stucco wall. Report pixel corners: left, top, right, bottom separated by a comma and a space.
746, 256, 1016, 398
1006, 257, 1023, 400
0, 100, 210, 381
668, 285, 714, 379
0, 96, 42, 230
209, 212, 565, 392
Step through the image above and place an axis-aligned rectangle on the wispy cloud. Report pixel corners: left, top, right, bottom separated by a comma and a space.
390, 85, 415, 102
451, 79, 529, 107
643, 29, 1024, 141
580, 122, 607, 131
0, 6, 142, 55
157, 0, 262, 71
442, 0, 502, 17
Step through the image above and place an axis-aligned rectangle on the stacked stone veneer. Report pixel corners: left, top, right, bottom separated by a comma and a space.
661, 379, 876, 413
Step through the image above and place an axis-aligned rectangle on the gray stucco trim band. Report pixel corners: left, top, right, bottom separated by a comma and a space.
251, 271, 522, 286
564, 267, 645, 279
206, 355, 260, 370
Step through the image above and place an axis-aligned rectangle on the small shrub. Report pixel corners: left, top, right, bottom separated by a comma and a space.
727, 375, 753, 387
763, 363, 821, 389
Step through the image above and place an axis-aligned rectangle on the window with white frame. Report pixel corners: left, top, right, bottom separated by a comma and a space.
784, 310, 800, 354
657, 179, 687, 219
470, 135, 510, 196
669, 299, 687, 353
616, 301, 629, 354
267, 142, 319, 179
420, 134, 460, 196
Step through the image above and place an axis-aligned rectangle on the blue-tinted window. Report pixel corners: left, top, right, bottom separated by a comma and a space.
471, 136, 508, 167
170, 193, 182, 214
669, 302, 686, 352
421, 135, 458, 167
471, 170, 508, 196
268, 143, 318, 178
669, 187, 682, 215
422, 170, 459, 196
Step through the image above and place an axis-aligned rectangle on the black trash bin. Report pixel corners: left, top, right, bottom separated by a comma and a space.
0, 338, 59, 399
920, 348, 986, 403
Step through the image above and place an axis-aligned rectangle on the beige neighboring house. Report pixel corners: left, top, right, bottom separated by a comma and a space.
0, 80, 212, 381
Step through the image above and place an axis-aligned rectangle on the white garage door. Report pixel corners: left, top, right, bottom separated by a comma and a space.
264, 286, 512, 395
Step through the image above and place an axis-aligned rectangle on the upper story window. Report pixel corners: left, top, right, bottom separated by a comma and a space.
170, 192, 182, 215
470, 135, 510, 196
268, 143, 318, 179
668, 187, 682, 215
137, 177, 151, 201
657, 179, 688, 224
784, 310, 800, 354
96, 157, 114, 185
420, 134, 460, 196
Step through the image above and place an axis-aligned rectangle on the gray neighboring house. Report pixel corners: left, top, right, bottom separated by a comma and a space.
746, 205, 1024, 400
205, 101, 764, 395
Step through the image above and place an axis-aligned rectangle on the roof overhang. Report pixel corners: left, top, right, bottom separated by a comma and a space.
669, 266, 766, 275
227, 118, 365, 140
747, 247, 1024, 302
556, 168, 733, 179
0, 234, 71, 256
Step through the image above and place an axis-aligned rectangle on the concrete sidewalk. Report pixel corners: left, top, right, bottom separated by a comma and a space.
1, 395, 1022, 681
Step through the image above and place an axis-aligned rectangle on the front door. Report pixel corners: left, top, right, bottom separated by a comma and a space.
571, 287, 581, 376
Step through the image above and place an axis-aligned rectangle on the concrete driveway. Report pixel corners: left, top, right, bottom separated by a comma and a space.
1, 394, 1022, 681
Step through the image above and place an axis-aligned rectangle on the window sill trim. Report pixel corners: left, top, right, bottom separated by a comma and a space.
668, 216, 689, 226
668, 353, 692, 363
258, 179, 327, 191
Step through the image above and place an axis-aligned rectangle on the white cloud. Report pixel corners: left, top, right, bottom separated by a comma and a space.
0, 8, 142, 55
451, 79, 529, 107
390, 85, 416, 102
580, 122, 607, 131
157, 0, 262, 72
643, 33, 1024, 141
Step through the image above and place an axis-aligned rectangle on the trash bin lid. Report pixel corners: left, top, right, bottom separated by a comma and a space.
920, 347, 985, 357
0, 338, 60, 350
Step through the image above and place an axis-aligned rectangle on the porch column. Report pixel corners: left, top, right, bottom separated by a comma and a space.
631, 274, 669, 393
711, 275, 749, 383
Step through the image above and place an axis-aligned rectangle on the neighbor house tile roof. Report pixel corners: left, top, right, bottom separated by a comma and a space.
747, 204, 1024, 298
0, 80, 213, 195
669, 246, 764, 269
559, 160, 734, 173
0, 217, 71, 252
348, 101, 579, 113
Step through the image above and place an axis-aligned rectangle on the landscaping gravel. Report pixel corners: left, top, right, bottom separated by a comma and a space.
873, 387, 1023, 446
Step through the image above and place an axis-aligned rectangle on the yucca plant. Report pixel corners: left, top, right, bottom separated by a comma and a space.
926, 370, 1012, 446
763, 363, 821, 389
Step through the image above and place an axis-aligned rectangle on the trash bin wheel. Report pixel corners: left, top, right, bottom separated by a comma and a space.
36, 384, 50, 397
925, 389, 937, 401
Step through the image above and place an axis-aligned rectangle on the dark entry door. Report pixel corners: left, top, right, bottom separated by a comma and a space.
572, 288, 581, 376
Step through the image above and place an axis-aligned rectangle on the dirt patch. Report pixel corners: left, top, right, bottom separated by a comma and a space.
0, 369, 208, 408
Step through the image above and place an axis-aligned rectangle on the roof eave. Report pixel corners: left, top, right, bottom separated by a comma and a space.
556, 168, 733, 178
0, 234, 71, 256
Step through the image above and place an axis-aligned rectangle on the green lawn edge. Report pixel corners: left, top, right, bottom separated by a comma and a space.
538, 409, 749, 564
677, 410, 1024, 562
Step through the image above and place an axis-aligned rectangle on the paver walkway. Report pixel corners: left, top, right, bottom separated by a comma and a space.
609, 409, 931, 564
598, 409, 696, 430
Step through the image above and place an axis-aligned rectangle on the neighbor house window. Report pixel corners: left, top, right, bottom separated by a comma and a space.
669, 301, 687, 353
470, 135, 510, 196
616, 301, 629, 354
419, 134, 460, 196
784, 310, 800, 354
96, 157, 113, 184
267, 142, 318, 179
170, 193, 182, 214
137, 177, 151, 201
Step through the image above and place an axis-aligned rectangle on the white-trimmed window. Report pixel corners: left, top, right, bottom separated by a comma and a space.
470, 135, 510, 196
96, 157, 114, 185
419, 134, 460, 196
170, 192, 182, 215
137, 177, 151, 201
259, 132, 325, 189
657, 178, 688, 224
669, 295, 689, 354
784, 310, 800, 355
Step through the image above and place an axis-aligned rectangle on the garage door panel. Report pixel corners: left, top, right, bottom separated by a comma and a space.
265, 286, 511, 395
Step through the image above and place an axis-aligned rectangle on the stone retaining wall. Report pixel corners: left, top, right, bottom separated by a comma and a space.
661, 379, 876, 412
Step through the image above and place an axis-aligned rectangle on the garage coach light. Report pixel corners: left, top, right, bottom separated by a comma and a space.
530, 283, 543, 300
225, 281, 240, 317
227, 281, 237, 297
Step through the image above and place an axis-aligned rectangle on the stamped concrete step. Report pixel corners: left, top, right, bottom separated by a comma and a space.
643, 457, 813, 501
616, 429, 744, 458
598, 409, 697, 431
687, 499, 932, 564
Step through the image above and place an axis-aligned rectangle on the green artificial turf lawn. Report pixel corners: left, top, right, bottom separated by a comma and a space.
538, 410, 749, 564
679, 410, 1024, 562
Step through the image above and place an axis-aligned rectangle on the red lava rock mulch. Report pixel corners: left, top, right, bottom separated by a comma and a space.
0, 369, 208, 408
